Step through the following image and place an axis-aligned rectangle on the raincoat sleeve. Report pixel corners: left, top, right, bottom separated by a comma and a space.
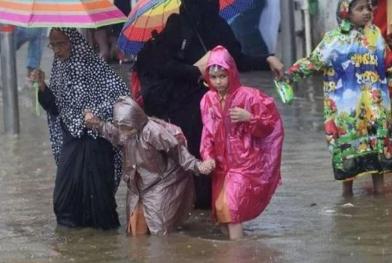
38, 87, 59, 116
286, 31, 337, 83
200, 95, 215, 160
146, 126, 201, 173
159, 60, 202, 83
97, 121, 121, 146
245, 93, 279, 138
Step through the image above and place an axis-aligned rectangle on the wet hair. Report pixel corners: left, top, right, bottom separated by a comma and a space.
208, 64, 227, 74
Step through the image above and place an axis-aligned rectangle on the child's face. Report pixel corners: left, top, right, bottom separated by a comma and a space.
209, 69, 229, 94
349, 0, 372, 27
114, 123, 137, 143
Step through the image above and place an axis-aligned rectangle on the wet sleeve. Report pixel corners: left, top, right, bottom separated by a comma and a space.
38, 87, 59, 116
147, 127, 201, 173
286, 32, 335, 83
169, 144, 201, 173
200, 96, 215, 160
245, 94, 279, 138
159, 60, 202, 83
235, 53, 271, 72
98, 121, 121, 146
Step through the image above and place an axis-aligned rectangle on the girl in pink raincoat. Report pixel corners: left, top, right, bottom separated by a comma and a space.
200, 46, 284, 240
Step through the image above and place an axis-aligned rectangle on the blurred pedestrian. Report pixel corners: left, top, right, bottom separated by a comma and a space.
15, 27, 46, 88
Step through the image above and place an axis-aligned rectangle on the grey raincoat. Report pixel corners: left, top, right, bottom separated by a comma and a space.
98, 96, 199, 235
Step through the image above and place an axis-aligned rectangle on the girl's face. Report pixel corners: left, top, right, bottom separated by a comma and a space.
209, 68, 229, 94
349, 0, 372, 27
48, 30, 71, 61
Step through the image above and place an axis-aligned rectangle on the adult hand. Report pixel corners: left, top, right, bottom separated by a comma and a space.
194, 51, 211, 78
84, 110, 101, 128
266, 55, 284, 79
229, 107, 251, 123
30, 69, 46, 91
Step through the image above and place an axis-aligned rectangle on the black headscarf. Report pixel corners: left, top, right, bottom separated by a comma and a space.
180, 0, 220, 27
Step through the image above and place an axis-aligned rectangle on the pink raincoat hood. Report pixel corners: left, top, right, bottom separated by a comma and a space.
206, 45, 241, 94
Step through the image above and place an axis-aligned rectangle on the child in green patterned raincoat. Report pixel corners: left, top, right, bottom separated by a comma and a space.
283, 0, 392, 196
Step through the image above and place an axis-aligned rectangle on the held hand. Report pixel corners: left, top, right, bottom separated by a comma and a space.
30, 69, 46, 91
197, 159, 216, 175
229, 107, 251, 123
266, 56, 284, 79
84, 110, 101, 128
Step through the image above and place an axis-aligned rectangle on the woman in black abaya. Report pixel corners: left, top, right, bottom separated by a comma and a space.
135, 0, 284, 208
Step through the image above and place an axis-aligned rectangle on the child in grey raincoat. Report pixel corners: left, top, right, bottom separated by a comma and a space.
84, 96, 214, 235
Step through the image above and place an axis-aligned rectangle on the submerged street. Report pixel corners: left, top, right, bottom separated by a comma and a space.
0, 46, 392, 263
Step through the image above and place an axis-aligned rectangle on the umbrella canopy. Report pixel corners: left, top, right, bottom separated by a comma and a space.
118, 0, 254, 55
0, 0, 127, 28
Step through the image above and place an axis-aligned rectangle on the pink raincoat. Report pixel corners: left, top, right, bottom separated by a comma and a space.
200, 46, 284, 223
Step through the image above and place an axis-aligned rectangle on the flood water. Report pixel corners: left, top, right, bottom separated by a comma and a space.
1, 68, 392, 263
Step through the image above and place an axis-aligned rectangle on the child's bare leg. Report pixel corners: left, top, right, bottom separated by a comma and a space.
372, 173, 384, 195
128, 202, 149, 236
342, 180, 353, 197
227, 223, 243, 240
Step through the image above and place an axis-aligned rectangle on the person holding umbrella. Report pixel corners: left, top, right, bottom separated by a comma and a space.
31, 28, 129, 229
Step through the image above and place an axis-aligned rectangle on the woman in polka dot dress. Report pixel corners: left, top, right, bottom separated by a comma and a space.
31, 28, 129, 229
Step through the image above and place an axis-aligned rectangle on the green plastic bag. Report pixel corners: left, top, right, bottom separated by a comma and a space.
274, 80, 294, 104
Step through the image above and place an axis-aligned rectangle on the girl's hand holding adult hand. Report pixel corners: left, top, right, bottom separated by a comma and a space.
197, 159, 216, 175
229, 107, 251, 123
30, 69, 46, 91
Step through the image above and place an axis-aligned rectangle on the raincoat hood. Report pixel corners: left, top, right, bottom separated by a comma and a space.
206, 45, 241, 94
113, 96, 148, 131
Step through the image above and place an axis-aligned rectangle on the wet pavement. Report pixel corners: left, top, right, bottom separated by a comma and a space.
1, 45, 392, 262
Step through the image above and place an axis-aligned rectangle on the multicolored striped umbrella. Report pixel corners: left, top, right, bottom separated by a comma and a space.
118, 0, 254, 55
0, 0, 128, 28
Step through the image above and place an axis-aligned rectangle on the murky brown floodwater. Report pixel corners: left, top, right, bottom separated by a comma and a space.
1, 68, 392, 263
